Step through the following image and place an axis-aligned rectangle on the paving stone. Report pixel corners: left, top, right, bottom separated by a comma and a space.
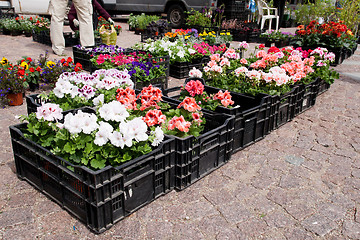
145, 220, 173, 240
351, 168, 360, 178
263, 210, 296, 228
356, 205, 360, 223
301, 213, 338, 237
236, 217, 268, 238
317, 202, 347, 221
112, 218, 143, 239
246, 196, 277, 215
2, 223, 38, 240
284, 202, 315, 221
285, 155, 304, 166
330, 194, 355, 209
283, 227, 315, 240
172, 222, 205, 239
217, 201, 252, 223
266, 188, 292, 206
183, 199, 219, 221
0, 207, 33, 228
342, 220, 360, 239
203, 188, 236, 207
279, 174, 304, 189
7, 191, 39, 208
197, 214, 232, 239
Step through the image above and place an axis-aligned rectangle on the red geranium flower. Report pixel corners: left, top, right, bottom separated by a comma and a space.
185, 80, 204, 97
178, 97, 201, 112
29, 67, 35, 73
143, 109, 166, 127
67, 57, 73, 63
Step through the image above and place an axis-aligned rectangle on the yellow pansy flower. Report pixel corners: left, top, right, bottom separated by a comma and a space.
20, 61, 29, 70
220, 32, 225, 35
46, 61, 56, 69
346, 30, 353, 36
226, 32, 230, 35
0, 57, 8, 65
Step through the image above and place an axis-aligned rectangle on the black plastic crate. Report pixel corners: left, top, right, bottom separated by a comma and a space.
141, 32, 164, 42
169, 58, 206, 79
163, 82, 273, 153
26, 94, 47, 115
72, 46, 94, 72
160, 98, 234, 190
270, 86, 300, 129
293, 78, 319, 116
224, 9, 250, 22
317, 78, 331, 95
10, 121, 175, 234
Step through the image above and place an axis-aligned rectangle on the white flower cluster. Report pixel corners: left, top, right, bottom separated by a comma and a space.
36, 103, 63, 121
189, 67, 203, 78
53, 69, 134, 100
64, 110, 99, 135
99, 101, 129, 122
140, 39, 194, 61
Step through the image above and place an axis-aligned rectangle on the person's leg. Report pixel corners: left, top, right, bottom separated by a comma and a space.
72, 0, 95, 47
49, 0, 68, 55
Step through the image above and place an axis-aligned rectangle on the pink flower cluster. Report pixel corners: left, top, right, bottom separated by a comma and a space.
213, 90, 234, 107
203, 54, 231, 74
192, 42, 227, 56
185, 80, 204, 97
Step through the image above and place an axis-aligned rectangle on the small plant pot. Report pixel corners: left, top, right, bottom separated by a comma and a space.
10, 30, 22, 36
24, 31, 32, 37
7, 93, 23, 106
28, 82, 40, 92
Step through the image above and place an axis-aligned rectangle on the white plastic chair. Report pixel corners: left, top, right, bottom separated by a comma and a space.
256, 0, 279, 31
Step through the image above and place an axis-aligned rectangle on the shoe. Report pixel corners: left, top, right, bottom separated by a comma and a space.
52, 50, 66, 56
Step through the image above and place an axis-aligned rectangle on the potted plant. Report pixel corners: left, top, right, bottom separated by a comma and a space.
20, 19, 34, 37
0, 58, 25, 106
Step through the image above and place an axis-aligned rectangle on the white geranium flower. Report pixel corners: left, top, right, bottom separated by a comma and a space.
53, 87, 64, 98
94, 121, 113, 146
109, 131, 125, 148
64, 113, 82, 135
36, 103, 63, 122
93, 94, 104, 106
81, 113, 99, 134
99, 101, 129, 122
151, 126, 164, 146
128, 118, 148, 142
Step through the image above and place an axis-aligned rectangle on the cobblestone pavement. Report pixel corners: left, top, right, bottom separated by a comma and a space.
0, 22, 359, 239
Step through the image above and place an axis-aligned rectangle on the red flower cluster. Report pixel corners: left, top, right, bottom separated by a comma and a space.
138, 85, 163, 111
185, 80, 204, 97
296, 21, 349, 38
213, 90, 234, 107
143, 109, 166, 127
177, 97, 201, 112
168, 116, 191, 132
116, 87, 137, 110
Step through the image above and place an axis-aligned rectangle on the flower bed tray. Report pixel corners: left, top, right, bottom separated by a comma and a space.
163, 83, 273, 153
72, 46, 94, 72
32, 30, 78, 47
317, 78, 331, 95
269, 86, 301, 129
26, 94, 47, 115
162, 98, 235, 190
10, 121, 175, 234
169, 59, 205, 79
293, 78, 319, 117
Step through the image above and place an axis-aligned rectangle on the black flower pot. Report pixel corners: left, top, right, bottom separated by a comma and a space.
28, 82, 39, 92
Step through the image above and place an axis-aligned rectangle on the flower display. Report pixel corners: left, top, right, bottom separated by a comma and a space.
42, 69, 134, 110
180, 79, 236, 111
203, 44, 339, 96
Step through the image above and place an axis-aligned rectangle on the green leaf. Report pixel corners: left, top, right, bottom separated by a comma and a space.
90, 157, 106, 169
